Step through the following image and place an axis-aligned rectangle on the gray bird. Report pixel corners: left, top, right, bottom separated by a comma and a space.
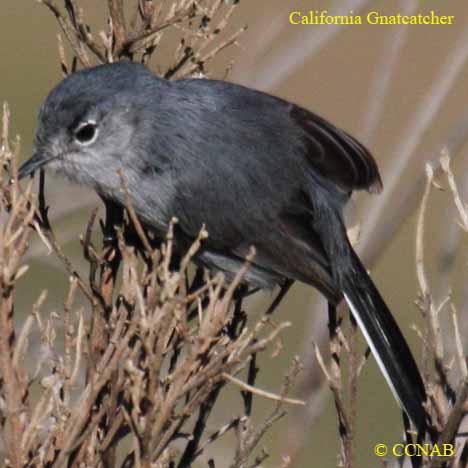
19, 61, 428, 433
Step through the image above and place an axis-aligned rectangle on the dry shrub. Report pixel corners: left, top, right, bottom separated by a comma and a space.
0, 2, 302, 467
0, 104, 301, 466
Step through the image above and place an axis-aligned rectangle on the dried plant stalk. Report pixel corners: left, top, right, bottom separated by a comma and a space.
0, 103, 300, 466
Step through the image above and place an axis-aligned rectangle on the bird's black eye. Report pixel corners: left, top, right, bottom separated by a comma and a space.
74, 121, 98, 145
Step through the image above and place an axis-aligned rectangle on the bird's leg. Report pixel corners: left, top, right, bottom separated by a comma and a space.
97, 197, 124, 322
233, 283, 250, 302
327, 302, 341, 366
265, 279, 294, 316
231, 284, 249, 330
328, 301, 347, 341
99, 197, 124, 247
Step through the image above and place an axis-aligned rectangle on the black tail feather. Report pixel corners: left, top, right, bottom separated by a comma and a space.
342, 248, 428, 434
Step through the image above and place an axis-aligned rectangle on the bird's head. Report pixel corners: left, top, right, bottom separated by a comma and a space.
19, 62, 161, 193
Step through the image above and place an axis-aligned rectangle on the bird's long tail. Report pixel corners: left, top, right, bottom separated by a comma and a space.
341, 247, 428, 434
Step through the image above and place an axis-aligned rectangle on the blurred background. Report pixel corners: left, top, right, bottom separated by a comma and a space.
2, 0, 468, 466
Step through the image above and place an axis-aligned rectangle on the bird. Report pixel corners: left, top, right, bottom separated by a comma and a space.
19, 61, 428, 433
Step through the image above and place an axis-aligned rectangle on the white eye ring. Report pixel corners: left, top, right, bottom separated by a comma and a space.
74, 120, 98, 145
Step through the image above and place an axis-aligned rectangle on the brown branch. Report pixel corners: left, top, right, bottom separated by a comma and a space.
429, 379, 468, 468
124, 5, 197, 55
107, 0, 127, 56
0, 282, 26, 467
39, 0, 94, 66
34, 170, 95, 303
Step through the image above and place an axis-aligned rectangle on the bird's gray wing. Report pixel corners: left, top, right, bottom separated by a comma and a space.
150, 79, 379, 298
289, 105, 382, 194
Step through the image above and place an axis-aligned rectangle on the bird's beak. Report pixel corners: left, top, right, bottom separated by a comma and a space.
18, 153, 51, 180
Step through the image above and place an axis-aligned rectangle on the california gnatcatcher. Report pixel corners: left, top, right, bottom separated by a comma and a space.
19, 61, 428, 434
